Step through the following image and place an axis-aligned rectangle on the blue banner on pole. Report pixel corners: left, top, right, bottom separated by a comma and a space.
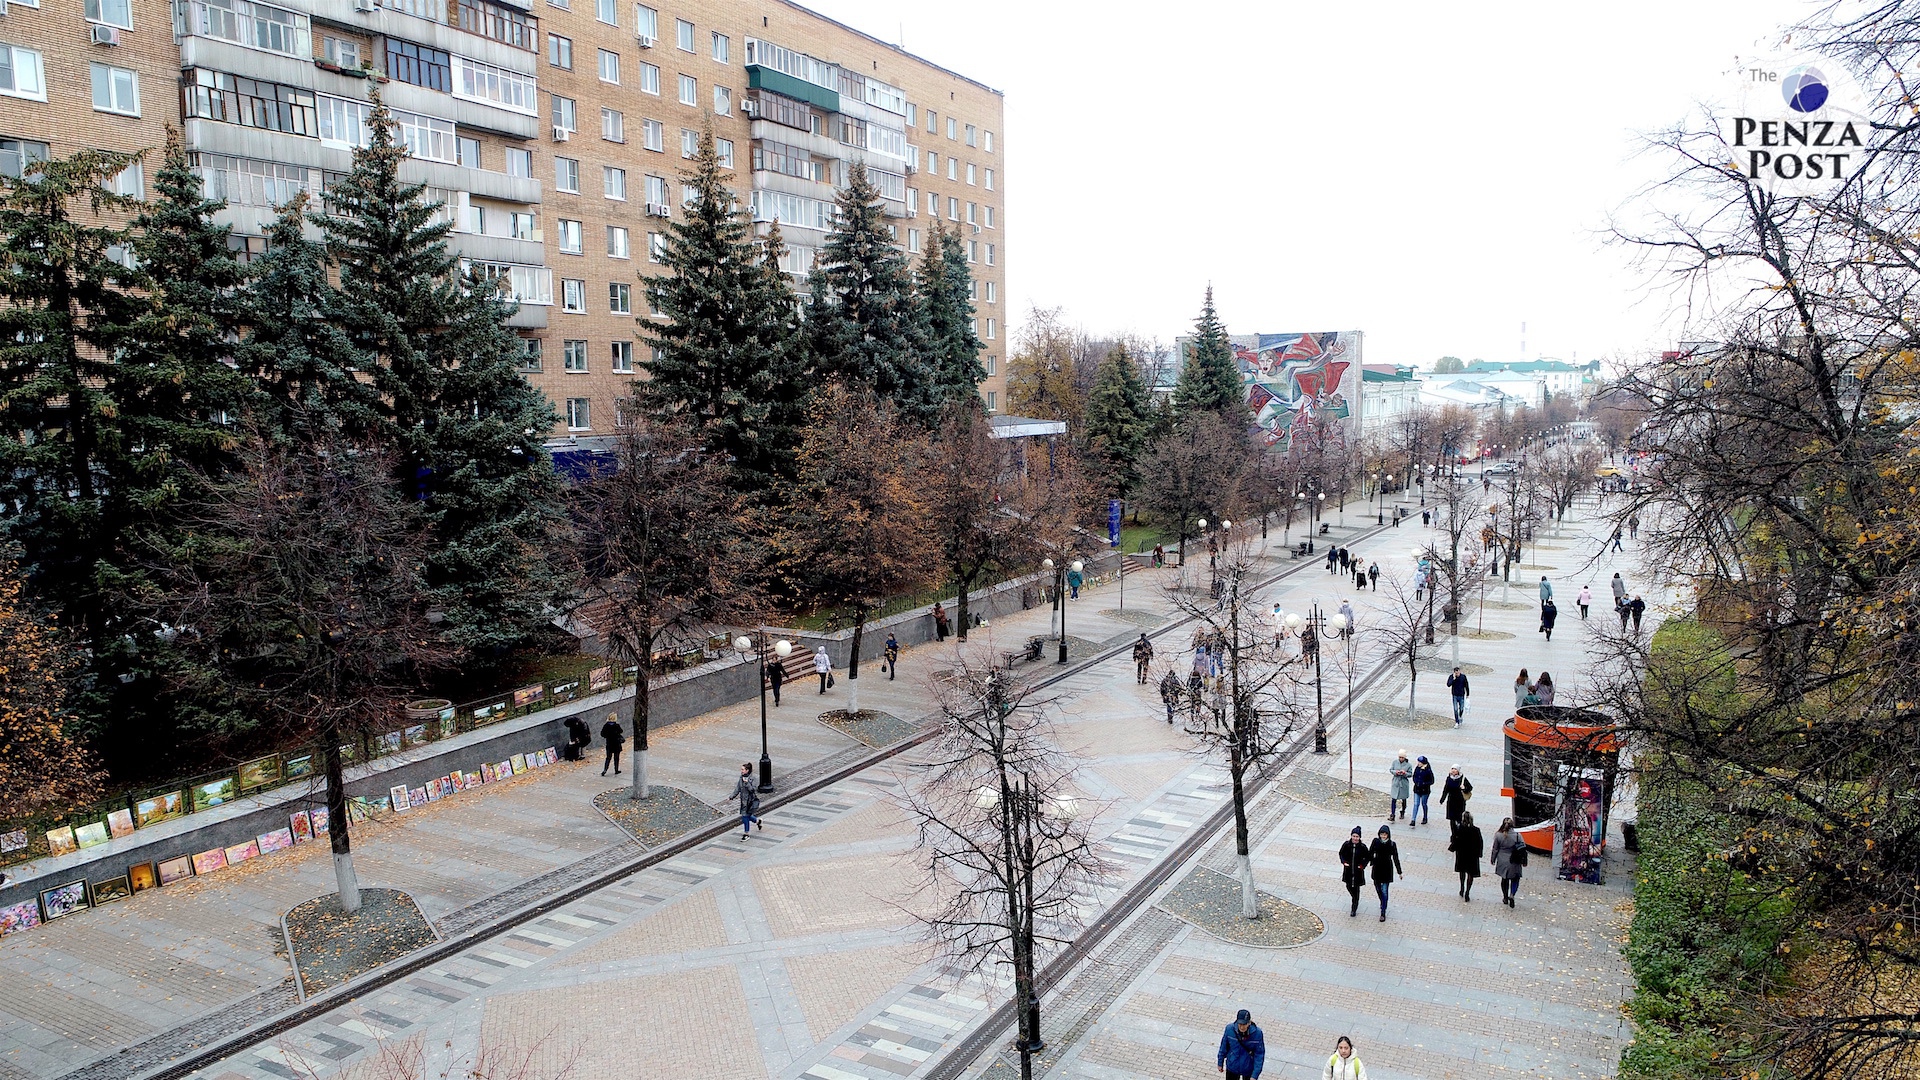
1108, 500, 1122, 548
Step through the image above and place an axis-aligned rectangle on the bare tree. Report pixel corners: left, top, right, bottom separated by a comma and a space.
1426, 473, 1485, 659
898, 660, 1117, 1080
568, 413, 743, 800
1368, 576, 1435, 721
1139, 412, 1253, 563
925, 402, 1050, 642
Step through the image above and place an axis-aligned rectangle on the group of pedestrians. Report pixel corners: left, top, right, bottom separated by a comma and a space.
1346, 750, 1527, 915
1325, 546, 1381, 592
1216, 1010, 1369, 1079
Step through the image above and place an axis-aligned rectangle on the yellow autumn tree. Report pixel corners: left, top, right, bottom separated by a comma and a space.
0, 557, 102, 816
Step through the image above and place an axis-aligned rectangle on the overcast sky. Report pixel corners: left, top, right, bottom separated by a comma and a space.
801, 0, 1813, 370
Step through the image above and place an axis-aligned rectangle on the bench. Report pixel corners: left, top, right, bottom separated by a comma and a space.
1001, 636, 1048, 668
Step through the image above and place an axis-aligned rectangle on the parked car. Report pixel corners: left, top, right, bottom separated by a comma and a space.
1484, 461, 1520, 475
1594, 464, 1623, 478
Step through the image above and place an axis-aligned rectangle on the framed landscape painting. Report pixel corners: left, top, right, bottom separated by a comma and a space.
192, 776, 237, 812
134, 791, 184, 828
74, 822, 111, 850
89, 876, 132, 906
38, 880, 87, 921
128, 862, 158, 892
236, 756, 280, 792
190, 848, 227, 876
106, 808, 135, 840
157, 855, 194, 885
283, 753, 315, 780
46, 826, 77, 857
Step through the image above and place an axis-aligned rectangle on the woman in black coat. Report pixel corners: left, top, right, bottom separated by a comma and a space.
1440, 766, 1473, 836
1448, 810, 1485, 901
1337, 827, 1369, 918
1367, 825, 1403, 922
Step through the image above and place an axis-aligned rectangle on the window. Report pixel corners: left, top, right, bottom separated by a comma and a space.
552, 94, 576, 132
676, 19, 694, 51
509, 211, 535, 239
986, 243, 995, 266
905, 186, 917, 215
645, 174, 668, 205
108, 162, 144, 199
637, 61, 659, 94
985, 130, 994, 153
967, 239, 977, 261
598, 49, 620, 83
642, 118, 664, 151
505, 147, 532, 177
947, 117, 957, 140
595, 0, 616, 24
985, 168, 994, 191
0, 45, 46, 101
611, 340, 634, 372
634, 4, 658, 40
925, 109, 935, 133
85, 0, 132, 29
713, 85, 731, 115
985, 281, 996, 303
455, 56, 539, 114
965, 123, 976, 147
89, 63, 140, 116
469, 205, 488, 235
606, 225, 630, 258
906, 103, 917, 126
557, 218, 583, 253
561, 279, 586, 312
948, 197, 958, 220
967, 163, 976, 185
984, 354, 996, 376
458, 136, 481, 167
984, 205, 995, 228
555, 156, 580, 192
567, 398, 591, 430
458, 0, 538, 50
0, 138, 50, 179
678, 74, 696, 105
714, 138, 733, 169
986, 318, 996, 340
947, 157, 957, 180
966, 202, 975, 225
603, 166, 626, 199
712, 33, 729, 62
608, 282, 632, 313
564, 339, 588, 371
926, 150, 937, 175
388, 41, 452, 92
681, 183, 696, 206
392, 108, 456, 163
601, 107, 624, 142
520, 338, 543, 373
926, 190, 937, 215
680, 128, 698, 158
324, 37, 361, 69
549, 34, 572, 68
985, 391, 997, 412
648, 232, 666, 262
908, 228, 920, 253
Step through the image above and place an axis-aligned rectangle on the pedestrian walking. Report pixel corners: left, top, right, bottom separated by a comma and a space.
1445, 666, 1469, 726
1339, 548, 1351, 573
1338, 599, 1356, 637
1629, 595, 1646, 632
1513, 668, 1531, 710
883, 632, 900, 680
768, 657, 785, 706
1610, 528, 1624, 553
814, 646, 833, 693
1491, 816, 1529, 906
1388, 750, 1413, 821
1338, 826, 1369, 916
1628, 513, 1641, 539
563, 716, 590, 761
1326, 546, 1339, 574
1411, 756, 1435, 826
1540, 598, 1558, 640
1368, 825, 1403, 921
1160, 669, 1182, 724
1610, 572, 1627, 609
599, 714, 625, 776
1152, 543, 1166, 568
932, 602, 950, 642
1187, 653, 1205, 720
1538, 576, 1553, 605
1441, 765, 1474, 837
1067, 563, 1084, 599
1367, 561, 1379, 590
1449, 809, 1484, 901
1216, 1009, 1265, 1080
1354, 565, 1367, 591
1577, 585, 1592, 620
1323, 1037, 1368, 1080
1535, 671, 1555, 706
734, 763, 762, 838
1132, 634, 1154, 683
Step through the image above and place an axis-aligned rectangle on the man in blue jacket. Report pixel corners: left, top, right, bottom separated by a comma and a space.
1217, 1008, 1265, 1079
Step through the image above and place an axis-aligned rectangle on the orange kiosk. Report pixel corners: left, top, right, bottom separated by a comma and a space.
1501, 706, 1619, 882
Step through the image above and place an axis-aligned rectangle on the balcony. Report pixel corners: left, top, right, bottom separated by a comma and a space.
176, 0, 313, 61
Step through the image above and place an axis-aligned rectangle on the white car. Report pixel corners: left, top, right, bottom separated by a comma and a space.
1483, 461, 1520, 475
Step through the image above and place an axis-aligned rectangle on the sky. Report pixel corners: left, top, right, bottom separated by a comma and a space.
798, 0, 1815, 370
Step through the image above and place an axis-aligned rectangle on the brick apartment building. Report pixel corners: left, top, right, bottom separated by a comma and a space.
0, 0, 1006, 444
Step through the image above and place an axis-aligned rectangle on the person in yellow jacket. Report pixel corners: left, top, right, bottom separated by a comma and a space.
1323, 1036, 1367, 1079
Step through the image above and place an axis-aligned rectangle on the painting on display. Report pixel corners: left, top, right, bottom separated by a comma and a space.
1231, 332, 1363, 452
106, 808, 135, 840
135, 791, 185, 828
389, 785, 412, 813
284, 753, 315, 780
237, 756, 281, 792
192, 776, 237, 812
402, 724, 427, 748
257, 828, 294, 855
0, 900, 41, 937
0, 829, 26, 854
407, 787, 426, 808
190, 848, 227, 876
289, 810, 314, 843
310, 807, 330, 836
512, 685, 545, 709
45, 826, 77, 857
74, 822, 111, 850
89, 876, 132, 906
128, 862, 159, 892
589, 666, 613, 693
224, 840, 260, 866
510, 754, 526, 775
38, 880, 88, 921
374, 732, 402, 756
157, 855, 195, 885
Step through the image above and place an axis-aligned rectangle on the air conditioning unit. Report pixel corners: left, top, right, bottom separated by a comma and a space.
739, 98, 757, 116
636, 34, 655, 49
552, 125, 571, 142
89, 23, 120, 45
645, 202, 671, 218
353, 0, 375, 11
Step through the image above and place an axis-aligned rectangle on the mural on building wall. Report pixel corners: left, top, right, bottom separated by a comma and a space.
1236, 332, 1362, 450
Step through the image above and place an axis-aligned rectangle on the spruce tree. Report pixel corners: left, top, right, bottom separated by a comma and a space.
917, 220, 985, 409
1172, 286, 1248, 424
322, 95, 564, 653
1083, 342, 1152, 497
809, 162, 935, 421
640, 126, 804, 490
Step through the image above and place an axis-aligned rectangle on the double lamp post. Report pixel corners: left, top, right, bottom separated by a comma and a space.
733, 631, 793, 793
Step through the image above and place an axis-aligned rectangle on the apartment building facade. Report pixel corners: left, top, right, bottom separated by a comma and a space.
0, 0, 1007, 440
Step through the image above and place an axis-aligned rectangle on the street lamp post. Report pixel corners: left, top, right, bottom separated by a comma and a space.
1286, 610, 1322, 755
1041, 557, 1082, 664
734, 631, 793, 793
1329, 611, 1355, 791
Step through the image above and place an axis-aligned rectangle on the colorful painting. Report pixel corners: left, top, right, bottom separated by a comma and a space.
74, 822, 111, 850
46, 826, 77, 857
510, 754, 527, 775
374, 732, 402, 756
1, 829, 29, 853
284, 753, 315, 780
0, 899, 42, 936
589, 666, 613, 693
289, 810, 314, 843
310, 807, 330, 836
191, 848, 227, 876
136, 791, 185, 827
257, 828, 294, 855
483, 763, 499, 783
158, 855, 195, 885
402, 724, 427, 747
192, 776, 237, 812
224, 840, 259, 866
1232, 331, 1363, 451
90, 876, 132, 906
408, 787, 427, 808
390, 784, 412, 812
128, 862, 158, 892
39, 880, 88, 920
106, 808, 135, 840
512, 685, 545, 709
237, 756, 281, 792
450, 772, 466, 793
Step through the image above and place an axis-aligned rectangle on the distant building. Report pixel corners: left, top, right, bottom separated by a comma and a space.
1360, 364, 1418, 436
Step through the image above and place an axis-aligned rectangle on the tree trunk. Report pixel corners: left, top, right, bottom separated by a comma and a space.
631, 655, 651, 800
847, 613, 866, 716
956, 578, 972, 643
1230, 761, 1256, 919
1407, 666, 1419, 720
323, 735, 360, 914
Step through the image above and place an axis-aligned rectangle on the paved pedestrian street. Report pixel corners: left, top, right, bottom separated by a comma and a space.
0, 497, 1665, 1080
